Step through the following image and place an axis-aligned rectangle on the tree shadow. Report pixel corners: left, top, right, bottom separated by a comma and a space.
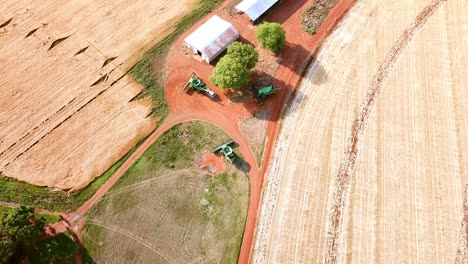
278, 42, 320, 78
238, 35, 254, 47
307, 57, 328, 85
246, 71, 308, 121
233, 154, 251, 173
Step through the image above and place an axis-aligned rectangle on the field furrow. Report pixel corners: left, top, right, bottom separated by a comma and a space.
253, 0, 467, 262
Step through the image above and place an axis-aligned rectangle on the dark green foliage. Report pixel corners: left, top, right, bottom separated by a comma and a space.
29, 233, 79, 264
226, 42, 259, 69
255, 22, 286, 53
0, 206, 45, 263
210, 56, 250, 90
0, 237, 14, 264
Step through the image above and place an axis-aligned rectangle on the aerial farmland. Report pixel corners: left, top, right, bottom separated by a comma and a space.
0, 0, 466, 263
254, 0, 467, 263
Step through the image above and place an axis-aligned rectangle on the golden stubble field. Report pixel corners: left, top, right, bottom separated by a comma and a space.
254, 0, 467, 263
0, 0, 194, 190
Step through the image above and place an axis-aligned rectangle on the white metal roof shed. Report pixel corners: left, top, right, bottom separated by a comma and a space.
184, 15, 239, 63
235, 0, 279, 21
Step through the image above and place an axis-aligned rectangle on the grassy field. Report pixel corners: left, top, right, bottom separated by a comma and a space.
82, 122, 249, 263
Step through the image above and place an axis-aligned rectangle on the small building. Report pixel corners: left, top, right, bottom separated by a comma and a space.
184, 15, 240, 63
235, 0, 279, 22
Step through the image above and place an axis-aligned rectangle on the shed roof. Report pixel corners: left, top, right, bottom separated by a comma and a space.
235, 0, 279, 21
184, 15, 239, 62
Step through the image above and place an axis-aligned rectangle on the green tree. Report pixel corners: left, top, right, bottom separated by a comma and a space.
0, 236, 14, 264
0, 206, 45, 263
226, 42, 258, 69
210, 55, 250, 90
255, 22, 286, 53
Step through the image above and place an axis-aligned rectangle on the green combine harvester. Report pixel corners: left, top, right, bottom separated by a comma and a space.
212, 140, 236, 163
252, 85, 280, 104
182, 72, 216, 99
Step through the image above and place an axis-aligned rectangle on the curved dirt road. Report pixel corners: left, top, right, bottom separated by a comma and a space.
253, 0, 467, 263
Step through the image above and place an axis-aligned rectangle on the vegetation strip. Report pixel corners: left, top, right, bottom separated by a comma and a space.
130, 0, 224, 123
301, 0, 339, 35
0, 139, 142, 212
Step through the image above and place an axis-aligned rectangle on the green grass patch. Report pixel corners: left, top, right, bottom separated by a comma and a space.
113, 122, 230, 188
0, 205, 59, 224
83, 122, 248, 263
301, 0, 338, 35
27, 232, 88, 264
130, 0, 224, 124
0, 140, 141, 212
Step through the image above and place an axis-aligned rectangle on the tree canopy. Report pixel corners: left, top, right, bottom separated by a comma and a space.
226, 42, 259, 69
255, 22, 286, 53
210, 55, 250, 90
0, 206, 45, 263
210, 42, 258, 90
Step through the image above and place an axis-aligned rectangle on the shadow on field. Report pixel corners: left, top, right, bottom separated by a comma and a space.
256, 0, 309, 25
233, 155, 251, 173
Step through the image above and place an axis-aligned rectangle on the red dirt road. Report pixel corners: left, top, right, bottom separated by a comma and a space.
164, 0, 356, 263
43, 0, 356, 262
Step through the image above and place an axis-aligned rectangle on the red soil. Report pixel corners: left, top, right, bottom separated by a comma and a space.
201, 152, 226, 173
44, 0, 356, 262
165, 0, 356, 262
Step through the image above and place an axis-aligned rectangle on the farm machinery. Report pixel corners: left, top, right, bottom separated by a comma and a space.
212, 140, 237, 163
252, 85, 279, 105
182, 72, 216, 99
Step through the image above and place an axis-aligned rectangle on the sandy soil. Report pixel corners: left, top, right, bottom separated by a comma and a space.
0, 0, 194, 190
253, 0, 467, 263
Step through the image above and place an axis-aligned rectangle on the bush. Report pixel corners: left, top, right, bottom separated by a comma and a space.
255, 22, 286, 53
210, 55, 250, 90
226, 42, 258, 69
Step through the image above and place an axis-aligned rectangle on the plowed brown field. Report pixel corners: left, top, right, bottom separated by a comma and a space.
254, 0, 467, 263
0, 0, 194, 190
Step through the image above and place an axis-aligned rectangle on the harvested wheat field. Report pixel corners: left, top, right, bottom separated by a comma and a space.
0, 0, 195, 190
254, 0, 467, 263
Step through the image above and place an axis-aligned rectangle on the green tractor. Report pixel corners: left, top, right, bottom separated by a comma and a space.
182, 73, 216, 99
212, 140, 236, 163
252, 85, 280, 105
